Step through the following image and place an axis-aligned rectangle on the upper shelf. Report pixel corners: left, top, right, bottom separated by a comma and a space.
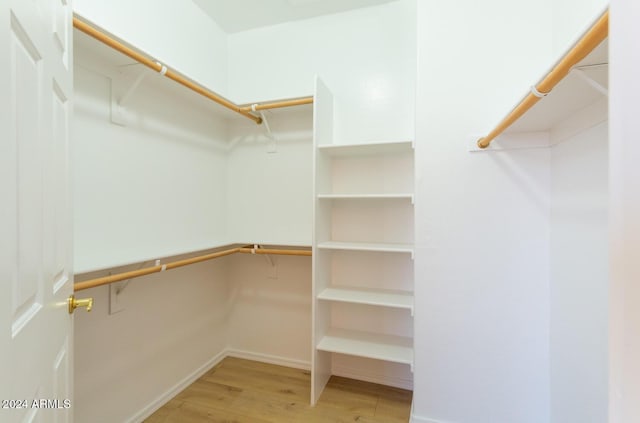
476, 9, 608, 149
505, 39, 608, 134
73, 16, 313, 123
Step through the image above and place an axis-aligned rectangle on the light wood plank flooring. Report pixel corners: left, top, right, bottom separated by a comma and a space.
145, 357, 412, 422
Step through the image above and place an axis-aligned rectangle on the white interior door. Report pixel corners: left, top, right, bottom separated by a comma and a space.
0, 0, 74, 422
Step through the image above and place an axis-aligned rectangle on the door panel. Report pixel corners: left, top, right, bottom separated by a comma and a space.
49, 80, 70, 295
53, 338, 71, 423
1, 0, 73, 422
11, 8, 45, 337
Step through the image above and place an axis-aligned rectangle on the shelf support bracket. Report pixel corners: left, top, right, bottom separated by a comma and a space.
111, 64, 148, 126
251, 244, 277, 279
118, 68, 148, 106
107, 259, 153, 314
571, 66, 608, 97
108, 271, 128, 315
251, 105, 277, 153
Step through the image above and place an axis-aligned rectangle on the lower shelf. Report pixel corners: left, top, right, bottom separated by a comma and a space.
316, 328, 413, 366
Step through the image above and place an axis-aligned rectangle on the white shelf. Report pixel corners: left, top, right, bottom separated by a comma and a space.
317, 193, 414, 201
74, 240, 235, 275
505, 39, 608, 134
316, 329, 413, 365
76, 29, 314, 123
318, 141, 413, 157
317, 241, 414, 255
318, 287, 413, 311
233, 241, 312, 249
74, 240, 312, 275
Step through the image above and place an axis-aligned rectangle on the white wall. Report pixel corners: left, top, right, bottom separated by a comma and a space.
73, 32, 237, 422
552, 0, 609, 57
550, 123, 608, 423
226, 108, 313, 245
609, 0, 640, 420
73, 50, 229, 273
225, 110, 314, 368
227, 0, 415, 144
73, 0, 229, 96
72, 15, 316, 422
414, 0, 554, 422
227, 254, 312, 367
73, 63, 314, 416
74, 259, 231, 423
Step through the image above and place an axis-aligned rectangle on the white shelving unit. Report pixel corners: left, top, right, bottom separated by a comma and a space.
311, 77, 415, 404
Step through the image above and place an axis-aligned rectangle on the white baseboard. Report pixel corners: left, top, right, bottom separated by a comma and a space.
125, 349, 227, 423
331, 364, 413, 390
225, 348, 311, 370
411, 416, 445, 423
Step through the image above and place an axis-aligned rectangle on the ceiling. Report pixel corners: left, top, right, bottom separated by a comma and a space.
192, 0, 398, 33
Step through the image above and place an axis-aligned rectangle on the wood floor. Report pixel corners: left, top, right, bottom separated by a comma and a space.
145, 357, 412, 423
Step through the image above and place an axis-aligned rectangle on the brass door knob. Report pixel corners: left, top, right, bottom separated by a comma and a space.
68, 295, 94, 314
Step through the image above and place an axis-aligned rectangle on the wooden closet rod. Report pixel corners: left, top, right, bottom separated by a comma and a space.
239, 97, 314, 112
237, 247, 312, 256
477, 9, 609, 149
72, 16, 263, 124
74, 247, 240, 291
73, 246, 312, 292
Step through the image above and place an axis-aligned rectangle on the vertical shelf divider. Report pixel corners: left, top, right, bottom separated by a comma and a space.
311, 76, 334, 405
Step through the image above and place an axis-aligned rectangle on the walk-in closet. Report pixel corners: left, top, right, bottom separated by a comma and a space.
2, 0, 639, 423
